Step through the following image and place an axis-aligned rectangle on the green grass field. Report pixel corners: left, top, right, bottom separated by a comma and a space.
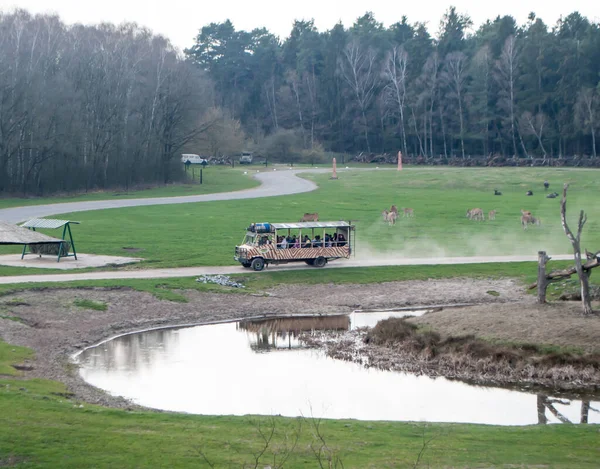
2, 166, 597, 273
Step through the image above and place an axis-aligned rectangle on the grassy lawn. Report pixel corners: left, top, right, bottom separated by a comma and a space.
1, 166, 597, 271
0, 165, 259, 209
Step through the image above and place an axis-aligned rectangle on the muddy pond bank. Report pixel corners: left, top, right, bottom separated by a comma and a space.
1, 278, 599, 409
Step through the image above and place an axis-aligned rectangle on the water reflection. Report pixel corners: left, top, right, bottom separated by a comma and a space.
238, 315, 350, 351
77, 314, 600, 425
537, 395, 598, 424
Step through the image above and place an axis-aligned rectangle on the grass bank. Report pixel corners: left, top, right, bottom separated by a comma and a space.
0, 261, 582, 301
0, 367, 598, 468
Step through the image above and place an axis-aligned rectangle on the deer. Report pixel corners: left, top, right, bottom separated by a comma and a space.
488, 210, 497, 220
466, 208, 484, 221
300, 212, 318, 222
402, 208, 414, 218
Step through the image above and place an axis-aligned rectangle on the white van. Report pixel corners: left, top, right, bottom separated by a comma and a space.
181, 154, 208, 164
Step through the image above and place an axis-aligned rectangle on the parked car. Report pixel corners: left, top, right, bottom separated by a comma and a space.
239, 151, 253, 164
181, 154, 208, 164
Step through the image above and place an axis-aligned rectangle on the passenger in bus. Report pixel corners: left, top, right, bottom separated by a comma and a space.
292, 236, 300, 248
337, 233, 346, 246
332, 233, 338, 247
325, 233, 333, 247
286, 235, 294, 247
302, 235, 311, 248
258, 235, 269, 246
280, 236, 288, 249
312, 235, 323, 248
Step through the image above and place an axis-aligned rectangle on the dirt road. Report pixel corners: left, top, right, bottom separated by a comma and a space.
0, 254, 574, 284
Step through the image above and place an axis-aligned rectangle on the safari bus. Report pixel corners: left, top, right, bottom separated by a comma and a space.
234, 221, 355, 271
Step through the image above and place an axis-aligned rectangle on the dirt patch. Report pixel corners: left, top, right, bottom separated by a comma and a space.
0, 278, 598, 409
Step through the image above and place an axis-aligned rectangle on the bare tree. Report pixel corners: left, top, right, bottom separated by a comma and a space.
338, 38, 378, 152
495, 35, 524, 157
575, 87, 598, 157
520, 111, 548, 157
442, 51, 468, 158
471, 45, 492, 155
560, 183, 593, 315
382, 46, 409, 156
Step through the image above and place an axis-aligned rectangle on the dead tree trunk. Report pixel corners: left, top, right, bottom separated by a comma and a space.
560, 183, 593, 315
537, 251, 550, 303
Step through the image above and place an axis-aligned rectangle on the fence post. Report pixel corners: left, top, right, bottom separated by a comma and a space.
200, 169, 203, 184
537, 251, 550, 303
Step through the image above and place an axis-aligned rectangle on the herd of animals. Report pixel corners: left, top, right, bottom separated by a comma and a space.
300, 180, 556, 230
466, 180, 554, 230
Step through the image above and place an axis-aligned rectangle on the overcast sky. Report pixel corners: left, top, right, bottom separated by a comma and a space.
1, 0, 597, 50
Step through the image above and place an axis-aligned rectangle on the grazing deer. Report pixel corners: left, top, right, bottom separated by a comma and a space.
385, 210, 398, 226
466, 208, 484, 221
488, 210, 496, 220
390, 205, 398, 216
382, 209, 389, 221
521, 214, 541, 230
402, 208, 414, 217
521, 209, 532, 217
300, 212, 318, 222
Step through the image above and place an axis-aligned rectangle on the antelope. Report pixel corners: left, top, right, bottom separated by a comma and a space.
402, 208, 414, 217
467, 208, 484, 221
385, 210, 398, 226
521, 214, 541, 230
390, 205, 398, 216
488, 210, 497, 220
300, 212, 318, 222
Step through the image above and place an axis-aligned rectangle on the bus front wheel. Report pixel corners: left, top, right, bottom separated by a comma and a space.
251, 258, 265, 271
313, 257, 327, 268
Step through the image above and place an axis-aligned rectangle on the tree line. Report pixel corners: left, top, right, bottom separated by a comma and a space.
0, 9, 212, 195
1, 7, 600, 195
185, 8, 600, 162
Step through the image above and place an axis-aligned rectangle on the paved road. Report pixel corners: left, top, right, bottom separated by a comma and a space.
0, 168, 324, 223
0, 254, 574, 285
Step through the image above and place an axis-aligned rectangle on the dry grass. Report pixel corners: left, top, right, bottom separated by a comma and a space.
360, 317, 600, 388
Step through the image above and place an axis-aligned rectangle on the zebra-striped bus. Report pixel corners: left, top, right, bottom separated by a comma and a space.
234, 221, 355, 271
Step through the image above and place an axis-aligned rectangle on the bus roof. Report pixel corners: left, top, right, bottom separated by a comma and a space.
270, 221, 353, 230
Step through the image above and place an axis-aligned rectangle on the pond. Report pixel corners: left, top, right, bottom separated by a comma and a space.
76, 311, 599, 426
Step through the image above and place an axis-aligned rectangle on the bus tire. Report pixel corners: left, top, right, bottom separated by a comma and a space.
313, 256, 327, 267
251, 258, 265, 271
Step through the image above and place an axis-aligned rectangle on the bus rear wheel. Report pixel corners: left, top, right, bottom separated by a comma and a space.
313, 257, 327, 268
251, 258, 265, 271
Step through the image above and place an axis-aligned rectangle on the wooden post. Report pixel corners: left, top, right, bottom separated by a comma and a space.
200, 169, 203, 184
537, 251, 550, 303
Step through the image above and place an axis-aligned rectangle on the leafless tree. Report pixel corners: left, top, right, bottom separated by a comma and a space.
471, 45, 492, 155
338, 38, 378, 152
575, 87, 598, 157
382, 46, 409, 156
560, 183, 593, 315
495, 35, 527, 158
442, 51, 468, 158
520, 111, 548, 157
